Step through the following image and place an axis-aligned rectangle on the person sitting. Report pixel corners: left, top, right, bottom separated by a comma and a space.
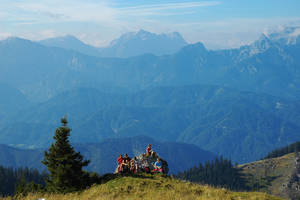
122, 154, 131, 173
117, 154, 123, 173
130, 157, 139, 174
146, 144, 153, 156
141, 158, 150, 173
153, 158, 163, 173
136, 157, 142, 173
123, 154, 131, 163
130, 159, 136, 174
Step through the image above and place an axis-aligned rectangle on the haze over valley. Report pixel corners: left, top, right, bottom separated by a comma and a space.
1, 27, 300, 165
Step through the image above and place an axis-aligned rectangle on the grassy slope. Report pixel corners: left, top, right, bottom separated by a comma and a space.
2, 174, 281, 200
239, 153, 297, 199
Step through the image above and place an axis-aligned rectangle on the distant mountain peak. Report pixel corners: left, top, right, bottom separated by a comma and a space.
39, 35, 100, 56
179, 42, 207, 53
258, 33, 269, 41
238, 33, 274, 57
136, 29, 151, 35
101, 30, 188, 57
3, 36, 20, 41
270, 26, 300, 36
239, 26, 300, 58
174, 42, 207, 59
268, 26, 300, 45
137, 29, 148, 33
167, 31, 182, 39
40, 35, 83, 45
253, 33, 272, 49
2, 37, 29, 43
53, 35, 80, 42
135, 29, 155, 40
0, 37, 40, 48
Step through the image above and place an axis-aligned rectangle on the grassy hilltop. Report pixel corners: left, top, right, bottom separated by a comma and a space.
1, 174, 282, 200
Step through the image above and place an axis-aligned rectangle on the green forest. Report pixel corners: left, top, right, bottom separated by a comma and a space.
0, 166, 46, 196
176, 157, 247, 190
264, 141, 300, 159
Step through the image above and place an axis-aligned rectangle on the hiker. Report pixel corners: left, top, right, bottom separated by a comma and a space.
141, 158, 150, 173
134, 157, 139, 173
123, 153, 131, 163
135, 157, 142, 173
130, 159, 135, 173
122, 154, 131, 173
130, 157, 138, 174
153, 158, 163, 173
117, 154, 123, 173
146, 144, 153, 156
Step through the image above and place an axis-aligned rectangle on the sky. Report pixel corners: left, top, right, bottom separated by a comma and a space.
1, 0, 300, 49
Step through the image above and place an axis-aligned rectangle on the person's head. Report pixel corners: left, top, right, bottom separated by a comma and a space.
148, 144, 151, 147
157, 158, 161, 162
119, 154, 122, 157
134, 157, 137, 160
125, 153, 128, 158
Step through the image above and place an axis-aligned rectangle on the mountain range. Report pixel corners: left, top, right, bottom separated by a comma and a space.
1, 85, 300, 163
1, 28, 300, 102
0, 27, 300, 165
39, 30, 188, 58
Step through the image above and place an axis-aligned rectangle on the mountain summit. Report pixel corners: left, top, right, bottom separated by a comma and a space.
268, 26, 300, 45
39, 35, 100, 57
99, 30, 188, 58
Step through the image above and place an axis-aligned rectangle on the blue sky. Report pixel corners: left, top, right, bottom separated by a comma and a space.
1, 0, 300, 49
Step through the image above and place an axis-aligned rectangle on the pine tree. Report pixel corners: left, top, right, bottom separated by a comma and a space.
42, 117, 90, 193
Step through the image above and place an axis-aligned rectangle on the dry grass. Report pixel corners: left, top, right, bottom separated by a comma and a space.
1, 174, 282, 200
239, 153, 296, 198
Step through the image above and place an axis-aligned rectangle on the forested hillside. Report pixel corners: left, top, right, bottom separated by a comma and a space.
177, 157, 247, 190
0, 166, 46, 196
1, 85, 300, 163
264, 141, 300, 159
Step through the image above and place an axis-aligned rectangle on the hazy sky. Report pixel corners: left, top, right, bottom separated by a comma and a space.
1, 0, 300, 49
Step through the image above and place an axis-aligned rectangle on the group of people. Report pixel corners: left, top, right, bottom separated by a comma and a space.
116, 144, 163, 174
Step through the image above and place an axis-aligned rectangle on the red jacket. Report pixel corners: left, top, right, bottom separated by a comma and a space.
147, 146, 152, 153
117, 156, 123, 164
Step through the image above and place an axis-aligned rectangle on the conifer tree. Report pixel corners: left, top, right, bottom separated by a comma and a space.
42, 117, 90, 193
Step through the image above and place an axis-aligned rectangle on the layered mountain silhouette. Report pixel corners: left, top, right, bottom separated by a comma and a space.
0, 136, 215, 174
39, 30, 188, 58
1, 28, 300, 102
1, 27, 300, 164
1, 85, 300, 163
